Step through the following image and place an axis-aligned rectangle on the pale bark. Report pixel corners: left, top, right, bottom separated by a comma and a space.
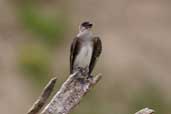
41, 72, 102, 114
135, 108, 154, 114
27, 73, 155, 114
27, 77, 57, 114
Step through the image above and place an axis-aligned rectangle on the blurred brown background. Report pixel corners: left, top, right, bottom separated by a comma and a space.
0, 0, 171, 114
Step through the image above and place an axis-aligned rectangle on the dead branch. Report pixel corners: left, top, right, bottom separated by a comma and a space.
27, 77, 57, 114
27, 72, 155, 114
40, 72, 102, 114
135, 108, 155, 114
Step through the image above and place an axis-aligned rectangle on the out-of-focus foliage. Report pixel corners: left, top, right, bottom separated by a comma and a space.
129, 80, 167, 114
16, 1, 69, 88
18, 44, 52, 87
18, 2, 68, 47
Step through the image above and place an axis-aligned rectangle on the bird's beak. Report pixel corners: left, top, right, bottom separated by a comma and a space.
88, 23, 93, 28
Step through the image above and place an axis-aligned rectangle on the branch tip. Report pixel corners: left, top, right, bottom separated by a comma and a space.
92, 73, 102, 85
135, 108, 155, 114
27, 77, 57, 114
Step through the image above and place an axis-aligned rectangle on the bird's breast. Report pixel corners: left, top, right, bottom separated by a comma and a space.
74, 42, 93, 68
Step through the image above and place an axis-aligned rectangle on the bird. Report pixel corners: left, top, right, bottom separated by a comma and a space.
70, 21, 102, 77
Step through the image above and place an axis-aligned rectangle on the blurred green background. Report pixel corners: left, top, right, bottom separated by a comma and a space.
0, 0, 171, 114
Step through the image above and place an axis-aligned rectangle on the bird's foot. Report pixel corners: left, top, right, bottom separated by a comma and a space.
86, 74, 93, 82
77, 67, 89, 77
87, 74, 93, 79
74, 67, 91, 84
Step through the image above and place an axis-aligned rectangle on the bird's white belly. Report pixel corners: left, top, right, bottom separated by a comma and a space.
74, 44, 92, 68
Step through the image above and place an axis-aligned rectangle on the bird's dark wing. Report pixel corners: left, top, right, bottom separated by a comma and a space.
89, 37, 102, 74
70, 37, 81, 74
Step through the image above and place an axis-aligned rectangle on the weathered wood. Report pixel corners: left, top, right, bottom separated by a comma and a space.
135, 108, 155, 114
27, 77, 57, 114
40, 72, 102, 114
27, 73, 155, 114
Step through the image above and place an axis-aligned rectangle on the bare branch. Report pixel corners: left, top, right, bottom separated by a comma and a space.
135, 108, 155, 114
27, 73, 155, 114
40, 72, 102, 114
27, 77, 57, 114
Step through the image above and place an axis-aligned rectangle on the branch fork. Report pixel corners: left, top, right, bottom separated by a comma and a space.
27, 72, 102, 114
27, 73, 155, 114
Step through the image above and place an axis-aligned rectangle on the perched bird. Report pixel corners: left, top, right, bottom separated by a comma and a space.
70, 21, 102, 76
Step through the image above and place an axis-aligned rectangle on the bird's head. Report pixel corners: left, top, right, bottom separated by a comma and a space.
79, 21, 93, 32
